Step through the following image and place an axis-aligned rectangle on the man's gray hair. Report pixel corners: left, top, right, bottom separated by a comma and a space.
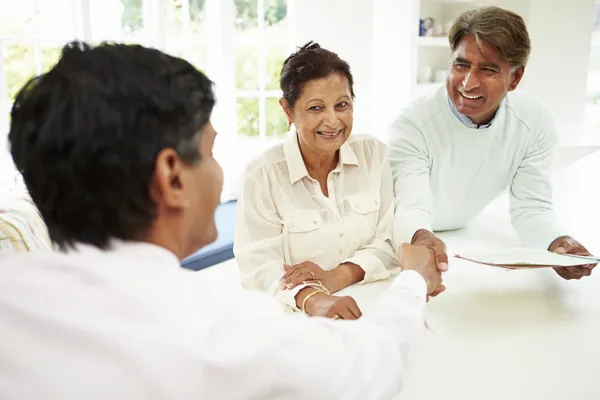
448, 6, 531, 68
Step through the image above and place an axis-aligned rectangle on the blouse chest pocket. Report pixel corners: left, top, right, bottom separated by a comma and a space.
286, 210, 322, 233
346, 191, 381, 215
345, 191, 381, 245
283, 210, 324, 263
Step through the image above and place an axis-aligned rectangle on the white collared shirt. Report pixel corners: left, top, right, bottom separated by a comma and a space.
234, 132, 399, 309
0, 241, 426, 400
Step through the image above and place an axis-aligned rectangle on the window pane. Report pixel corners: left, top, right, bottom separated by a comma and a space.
0, 0, 36, 37
185, 45, 209, 74
38, 0, 76, 40
266, 97, 287, 137
265, 46, 285, 90
41, 45, 64, 72
119, 0, 144, 39
235, 0, 258, 32
165, 0, 208, 56
236, 45, 258, 90
90, 0, 145, 42
189, 0, 207, 23
237, 97, 259, 137
3, 43, 36, 109
264, 2, 288, 89
264, 0, 287, 27
170, 44, 208, 76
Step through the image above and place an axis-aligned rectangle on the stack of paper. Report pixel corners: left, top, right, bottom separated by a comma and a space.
455, 248, 600, 269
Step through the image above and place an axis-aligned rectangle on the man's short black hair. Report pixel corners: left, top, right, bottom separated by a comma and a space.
8, 41, 216, 250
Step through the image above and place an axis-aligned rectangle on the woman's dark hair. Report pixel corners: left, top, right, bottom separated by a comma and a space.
279, 41, 354, 108
8, 41, 216, 250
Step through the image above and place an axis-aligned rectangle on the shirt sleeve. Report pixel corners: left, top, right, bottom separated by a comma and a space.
205, 270, 427, 400
388, 115, 434, 245
233, 167, 307, 310
509, 104, 566, 248
340, 141, 401, 283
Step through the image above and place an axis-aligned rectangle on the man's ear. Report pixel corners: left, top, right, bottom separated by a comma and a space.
279, 98, 293, 126
150, 148, 190, 210
509, 65, 525, 91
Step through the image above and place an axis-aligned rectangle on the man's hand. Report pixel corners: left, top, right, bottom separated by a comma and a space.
410, 229, 448, 300
399, 243, 444, 298
298, 290, 363, 320
411, 229, 449, 273
548, 236, 596, 280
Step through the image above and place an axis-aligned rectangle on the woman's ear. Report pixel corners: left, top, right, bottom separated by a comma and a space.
279, 98, 293, 127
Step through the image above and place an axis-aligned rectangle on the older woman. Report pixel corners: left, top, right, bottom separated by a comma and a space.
234, 42, 400, 320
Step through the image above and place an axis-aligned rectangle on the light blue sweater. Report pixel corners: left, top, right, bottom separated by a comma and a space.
389, 85, 565, 249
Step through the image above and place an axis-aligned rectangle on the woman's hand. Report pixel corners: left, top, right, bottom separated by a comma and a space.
280, 261, 336, 291
299, 290, 363, 320
280, 261, 365, 293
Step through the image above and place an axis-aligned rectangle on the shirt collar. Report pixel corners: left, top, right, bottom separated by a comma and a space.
65, 239, 182, 271
447, 90, 504, 129
283, 129, 359, 185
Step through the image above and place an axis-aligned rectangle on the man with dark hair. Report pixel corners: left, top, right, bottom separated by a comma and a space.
390, 6, 595, 281
0, 41, 440, 399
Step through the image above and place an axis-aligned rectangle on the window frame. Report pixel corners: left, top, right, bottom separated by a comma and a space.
0, 0, 293, 162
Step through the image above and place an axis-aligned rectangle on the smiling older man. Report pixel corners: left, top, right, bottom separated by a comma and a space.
389, 6, 596, 281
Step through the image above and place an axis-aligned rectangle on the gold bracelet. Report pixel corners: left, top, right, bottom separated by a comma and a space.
303, 281, 330, 295
301, 289, 325, 313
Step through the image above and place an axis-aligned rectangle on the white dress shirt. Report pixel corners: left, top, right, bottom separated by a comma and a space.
389, 85, 565, 248
234, 132, 399, 310
0, 241, 427, 400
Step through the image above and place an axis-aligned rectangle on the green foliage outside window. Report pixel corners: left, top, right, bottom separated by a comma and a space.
2, 0, 289, 137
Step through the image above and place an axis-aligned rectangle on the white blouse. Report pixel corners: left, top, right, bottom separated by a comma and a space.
234, 132, 400, 309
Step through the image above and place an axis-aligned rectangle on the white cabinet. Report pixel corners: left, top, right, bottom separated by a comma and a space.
413, 0, 478, 98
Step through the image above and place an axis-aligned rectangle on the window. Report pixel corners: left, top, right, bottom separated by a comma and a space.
0, 0, 76, 133
585, 0, 600, 141
234, 0, 290, 138
0, 0, 79, 189
0, 0, 292, 135
0, 0, 294, 189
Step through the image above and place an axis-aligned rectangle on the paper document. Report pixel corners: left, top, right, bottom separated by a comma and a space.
455, 247, 600, 269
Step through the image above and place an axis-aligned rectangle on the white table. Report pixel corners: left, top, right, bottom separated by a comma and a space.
199, 148, 600, 400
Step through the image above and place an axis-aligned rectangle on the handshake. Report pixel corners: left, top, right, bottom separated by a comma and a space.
294, 228, 448, 320
401, 229, 449, 300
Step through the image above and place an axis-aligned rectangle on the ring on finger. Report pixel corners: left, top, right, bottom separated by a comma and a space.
332, 314, 340, 320
302, 280, 322, 286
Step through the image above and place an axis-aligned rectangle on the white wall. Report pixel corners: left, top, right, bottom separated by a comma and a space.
371, 0, 420, 140
289, 0, 375, 135
291, 0, 597, 145
523, 0, 596, 144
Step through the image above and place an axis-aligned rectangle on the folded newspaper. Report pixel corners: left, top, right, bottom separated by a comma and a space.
455, 248, 600, 269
